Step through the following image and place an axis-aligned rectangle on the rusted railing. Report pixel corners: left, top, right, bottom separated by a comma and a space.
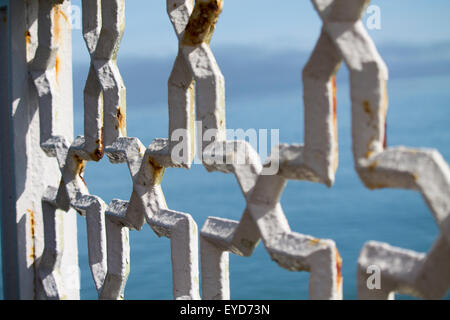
1, 0, 449, 300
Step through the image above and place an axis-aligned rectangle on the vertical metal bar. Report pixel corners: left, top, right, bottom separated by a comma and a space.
0, 0, 20, 300
1, 0, 79, 299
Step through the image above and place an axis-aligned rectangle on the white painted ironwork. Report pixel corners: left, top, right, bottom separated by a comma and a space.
1, 0, 449, 300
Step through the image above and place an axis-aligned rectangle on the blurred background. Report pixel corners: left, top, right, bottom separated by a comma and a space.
3, 0, 450, 299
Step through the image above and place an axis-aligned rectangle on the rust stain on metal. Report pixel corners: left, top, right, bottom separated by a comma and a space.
182, 0, 223, 46
25, 30, 31, 45
27, 208, 38, 299
362, 100, 372, 117
309, 238, 320, 246
335, 248, 342, 292
74, 154, 87, 186
27, 209, 36, 260
116, 107, 125, 132
149, 157, 165, 185
332, 76, 338, 173
55, 55, 61, 81
136, 143, 143, 155
52, 4, 63, 86
365, 136, 376, 159
368, 160, 378, 172
92, 127, 105, 161
53, 3, 66, 82
52, 2, 69, 64
332, 76, 337, 122
53, 5, 61, 41
58, 6, 69, 23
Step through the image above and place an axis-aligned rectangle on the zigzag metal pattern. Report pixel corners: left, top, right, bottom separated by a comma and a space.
31, 0, 450, 300
33, 0, 201, 300
308, 0, 450, 299
168, 0, 343, 300
82, 0, 127, 160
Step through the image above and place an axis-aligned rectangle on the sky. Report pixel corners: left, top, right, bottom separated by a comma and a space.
70, 0, 450, 63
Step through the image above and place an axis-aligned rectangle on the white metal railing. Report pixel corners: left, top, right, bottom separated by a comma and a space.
1, 0, 449, 300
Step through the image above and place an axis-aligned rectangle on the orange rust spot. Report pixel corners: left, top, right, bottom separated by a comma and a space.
363, 100, 372, 117
149, 157, 165, 185
53, 5, 61, 41
182, 0, 223, 46
368, 160, 378, 172
27, 209, 35, 237
368, 183, 389, 190
25, 30, 31, 44
79, 172, 87, 186
78, 165, 87, 186
365, 136, 377, 159
92, 127, 105, 161
58, 7, 69, 23
331, 76, 338, 172
26, 209, 36, 260
335, 248, 342, 292
332, 76, 337, 122
413, 173, 418, 181
116, 107, 125, 131
136, 143, 143, 154
52, 5, 66, 83
55, 55, 60, 79
74, 155, 87, 186
309, 238, 320, 245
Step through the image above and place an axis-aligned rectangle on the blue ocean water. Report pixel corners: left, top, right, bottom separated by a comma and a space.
1, 73, 449, 300
76, 73, 450, 300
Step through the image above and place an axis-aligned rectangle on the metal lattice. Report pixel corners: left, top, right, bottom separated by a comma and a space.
4, 0, 450, 300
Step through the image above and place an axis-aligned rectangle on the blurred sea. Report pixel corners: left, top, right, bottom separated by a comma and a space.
0, 66, 449, 300
77, 72, 450, 300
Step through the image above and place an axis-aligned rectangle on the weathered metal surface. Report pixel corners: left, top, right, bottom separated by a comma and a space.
29, 0, 202, 300
167, 0, 226, 168
39, 187, 65, 300
2, 0, 79, 299
106, 137, 200, 299
82, 0, 126, 160
2, 0, 449, 301
309, 0, 450, 299
358, 235, 450, 299
200, 141, 343, 300
100, 200, 130, 300
75, 195, 108, 295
